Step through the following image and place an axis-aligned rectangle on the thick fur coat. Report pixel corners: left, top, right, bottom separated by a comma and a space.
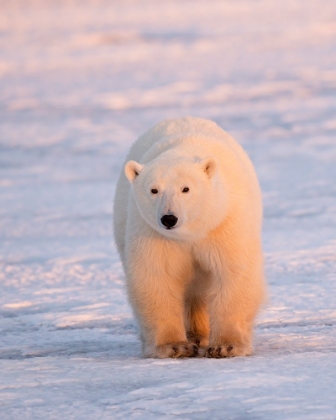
113, 117, 265, 358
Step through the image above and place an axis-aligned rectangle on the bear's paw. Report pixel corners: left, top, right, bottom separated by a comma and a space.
155, 342, 199, 358
205, 342, 252, 358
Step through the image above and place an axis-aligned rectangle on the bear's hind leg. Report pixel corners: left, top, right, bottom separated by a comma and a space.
185, 268, 210, 355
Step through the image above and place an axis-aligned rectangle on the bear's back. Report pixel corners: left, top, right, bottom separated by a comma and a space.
125, 117, 232, 162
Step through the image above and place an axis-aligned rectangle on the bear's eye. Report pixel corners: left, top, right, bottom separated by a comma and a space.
182, 187, 189, 193
151, 188, 158, 194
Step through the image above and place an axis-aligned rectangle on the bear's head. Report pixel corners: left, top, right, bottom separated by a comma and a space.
124, 156, 226, 241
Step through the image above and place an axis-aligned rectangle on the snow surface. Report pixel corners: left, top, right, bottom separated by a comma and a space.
1, 0, 336, 418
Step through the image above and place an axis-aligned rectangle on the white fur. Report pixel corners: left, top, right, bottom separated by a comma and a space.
114, 117, 266, 358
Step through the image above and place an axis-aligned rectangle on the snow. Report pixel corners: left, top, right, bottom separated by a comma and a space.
1, 0, 336, 418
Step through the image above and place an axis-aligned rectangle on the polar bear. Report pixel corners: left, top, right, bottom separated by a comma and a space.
113, 117, 265, 358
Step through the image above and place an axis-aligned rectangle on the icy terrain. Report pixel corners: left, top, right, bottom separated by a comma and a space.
1, 0, 336, 418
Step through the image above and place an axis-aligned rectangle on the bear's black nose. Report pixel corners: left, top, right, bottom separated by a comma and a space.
161, 214, 178, 229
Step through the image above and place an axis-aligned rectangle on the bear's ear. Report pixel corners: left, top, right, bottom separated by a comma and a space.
199, 157, 217, 178
124, 160, 144, 183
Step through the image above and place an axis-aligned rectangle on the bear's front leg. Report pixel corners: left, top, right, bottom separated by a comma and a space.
204, 243, 265, 358
206, 304, 255, 358
126, 232, 197, 358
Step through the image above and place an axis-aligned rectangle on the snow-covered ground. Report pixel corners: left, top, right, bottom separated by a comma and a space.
1, 0, 336, 418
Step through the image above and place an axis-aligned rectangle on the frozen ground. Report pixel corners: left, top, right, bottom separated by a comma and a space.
1, 0, 336, 418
